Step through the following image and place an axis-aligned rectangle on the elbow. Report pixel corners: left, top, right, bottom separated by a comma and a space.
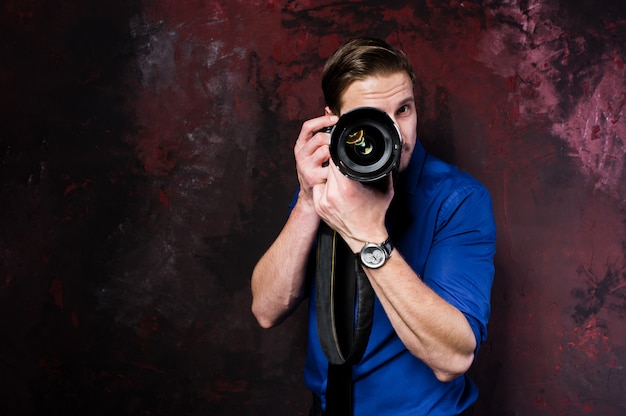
251, 295, 296, 329
433, 370, 463, 383
433, 352, 475, 383
255, 317, 275, 330
250, 272, 280, 329
251, 300, 278, 329
251, 283, 304, 329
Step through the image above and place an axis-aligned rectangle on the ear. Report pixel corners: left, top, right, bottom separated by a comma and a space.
324, 106, 334, 116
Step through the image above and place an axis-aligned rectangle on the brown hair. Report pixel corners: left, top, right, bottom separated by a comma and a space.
322, 37, 416, 115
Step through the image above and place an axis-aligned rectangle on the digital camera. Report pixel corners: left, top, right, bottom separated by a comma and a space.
324, 107, 402, 186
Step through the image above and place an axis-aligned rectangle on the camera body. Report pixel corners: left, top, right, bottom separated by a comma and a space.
325, 107, 402, 186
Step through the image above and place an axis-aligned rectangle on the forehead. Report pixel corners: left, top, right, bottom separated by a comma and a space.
340, 72, 414, 114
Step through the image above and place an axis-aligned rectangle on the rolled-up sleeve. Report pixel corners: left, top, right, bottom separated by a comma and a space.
423, 183, 497, 351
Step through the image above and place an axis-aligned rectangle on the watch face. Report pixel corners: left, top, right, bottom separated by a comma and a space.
360, 244, 387, 268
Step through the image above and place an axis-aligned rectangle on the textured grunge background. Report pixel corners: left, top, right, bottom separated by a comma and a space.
1, 1, 626, 415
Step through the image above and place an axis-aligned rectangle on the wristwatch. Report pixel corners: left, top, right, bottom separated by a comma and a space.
358, 238, 393, 269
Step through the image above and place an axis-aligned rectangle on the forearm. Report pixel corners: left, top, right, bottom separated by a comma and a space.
362, 252, 476, 381
251, 200, 320, 328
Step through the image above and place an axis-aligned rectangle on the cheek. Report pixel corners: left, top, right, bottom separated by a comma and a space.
397, 116, 417, 143
399, 126, 417, 146
397, 124, 417, 170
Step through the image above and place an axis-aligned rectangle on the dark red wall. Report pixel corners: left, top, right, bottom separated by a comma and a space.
1, 1, 625, 415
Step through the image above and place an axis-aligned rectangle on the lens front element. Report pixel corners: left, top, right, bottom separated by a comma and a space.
330, 107, 402, 183
347, 128, 375, 157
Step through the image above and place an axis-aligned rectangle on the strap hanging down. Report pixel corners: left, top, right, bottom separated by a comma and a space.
316, 222, 375, 365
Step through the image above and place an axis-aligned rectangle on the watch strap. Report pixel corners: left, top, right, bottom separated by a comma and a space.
380, 238, 393, 257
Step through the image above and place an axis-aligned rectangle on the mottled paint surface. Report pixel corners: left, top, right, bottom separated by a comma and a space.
1, 1, 625, 415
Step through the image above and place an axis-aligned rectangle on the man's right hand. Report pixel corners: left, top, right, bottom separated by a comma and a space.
294, 114, 339, 207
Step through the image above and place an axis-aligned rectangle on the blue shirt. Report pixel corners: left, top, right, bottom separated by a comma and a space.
298, 141, 496, 415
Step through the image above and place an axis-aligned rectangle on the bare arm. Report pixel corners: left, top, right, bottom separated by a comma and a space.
251, 199, 318, 328
251, 113, 338, 328
360, 253, 476, 382
315, 162, 476, 381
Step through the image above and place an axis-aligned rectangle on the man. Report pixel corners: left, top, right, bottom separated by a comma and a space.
251, 38, 496, 415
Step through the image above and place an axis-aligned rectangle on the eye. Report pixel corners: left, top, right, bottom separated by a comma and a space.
396, 105, 410, 115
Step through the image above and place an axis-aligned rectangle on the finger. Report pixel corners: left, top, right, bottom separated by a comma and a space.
322, 161, 346, 208
296, 134, 331, 169
297, 114, 339, 146
326, 159, 349, 190
296, 142, 331, 188
311, 182, 326, 213
295, 128, 327, 158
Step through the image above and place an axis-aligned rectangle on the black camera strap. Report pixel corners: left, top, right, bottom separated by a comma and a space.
316, 222, 374, 415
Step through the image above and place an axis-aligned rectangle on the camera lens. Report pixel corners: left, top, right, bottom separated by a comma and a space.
329, 107, 402, 183
344, 126, 385, 166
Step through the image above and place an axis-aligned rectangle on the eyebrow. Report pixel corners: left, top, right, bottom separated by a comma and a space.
397, 96, 415, 109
